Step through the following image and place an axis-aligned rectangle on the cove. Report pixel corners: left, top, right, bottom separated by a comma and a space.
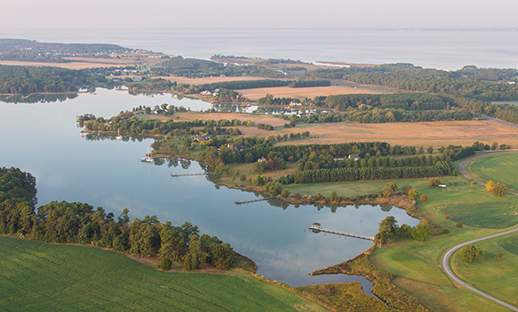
0, 88, 419, 289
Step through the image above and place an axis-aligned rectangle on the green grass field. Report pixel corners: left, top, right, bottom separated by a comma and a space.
365, 169, 518, 311
437, 201, 518, 228
468, 153, 518, 192
498, 234, 518, 255
0, 236, 325, 312
450, 235, 518, 308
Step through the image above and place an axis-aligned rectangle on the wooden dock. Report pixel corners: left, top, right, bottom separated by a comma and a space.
235, 197, 274, 205
309, 223, 374, 241
170, 173, 207, 177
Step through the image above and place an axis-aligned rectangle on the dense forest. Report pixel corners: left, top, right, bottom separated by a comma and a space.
0, 39, 132, 63
304, 64, 518, 101
0, 167, 234, 271
0, 65, 94, 94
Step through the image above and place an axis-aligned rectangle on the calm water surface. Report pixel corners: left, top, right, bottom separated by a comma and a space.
0, 89, 419, 289
1, 28, 518, 69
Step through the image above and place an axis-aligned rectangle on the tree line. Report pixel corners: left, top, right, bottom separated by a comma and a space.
0, 65, 91, 94
278, 161, 455, 185
0, 167, 234, 271
303, 64, 518, 101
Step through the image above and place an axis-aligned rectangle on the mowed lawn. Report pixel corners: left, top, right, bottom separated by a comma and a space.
365, 173, 518, 312
450, 234, 518, 309
0, 236, 323, 312
469, 152, 518, 192
437, 201, 518, 228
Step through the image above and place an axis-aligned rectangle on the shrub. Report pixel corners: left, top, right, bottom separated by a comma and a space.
491, 183, 508, 196
496, 252, 503, 260
459, 244, 483, 263
386, 182, 398, 192
380, 186, 393, 198
485, 180, 495, 191
456, 222, 463, 228
445, 215, 450, 220
407, 189, 419, 201
428, 178, 441, 187
420, 194, 428, 203
161, 258, 172, 270
412, 223, 431, 241
402, 185, 412, 195
281, 189, 290, 198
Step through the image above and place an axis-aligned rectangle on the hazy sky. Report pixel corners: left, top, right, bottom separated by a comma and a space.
1, 0, 517, 29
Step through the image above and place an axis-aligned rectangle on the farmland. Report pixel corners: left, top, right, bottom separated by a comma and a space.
275, 119, 518, 148
0, 236, 325, 312
237, 85, 379, 100
468, 152, 518, 192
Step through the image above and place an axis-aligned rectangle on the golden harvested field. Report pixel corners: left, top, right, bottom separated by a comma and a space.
155, 76, 288, 85
172, 112, 287, 127
238, 86, 379, 100
275, 120, 518, 148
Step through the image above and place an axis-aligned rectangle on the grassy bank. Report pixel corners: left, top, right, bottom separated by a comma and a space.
0, 236, 326, 312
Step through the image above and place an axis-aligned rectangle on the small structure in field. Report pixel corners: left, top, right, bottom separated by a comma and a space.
194, 134, 211, 142
439, 184, 447, 188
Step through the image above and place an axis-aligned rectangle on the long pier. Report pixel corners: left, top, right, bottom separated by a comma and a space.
235, 197, 274, 205
170, 173, 208, 177
309, 223, 374, 241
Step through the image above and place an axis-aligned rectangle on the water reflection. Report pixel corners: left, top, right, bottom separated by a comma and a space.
0, 88, 419, 290
0, 93, 78, 104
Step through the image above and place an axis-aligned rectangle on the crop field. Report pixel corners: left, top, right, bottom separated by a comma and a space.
436, 201, 518, 228
498, 234, 518, 255
174, 112, 288, 127
0, 236, 324, 312
238, 86, 378, 100
276, 119, 518, 148
154, 75, 288, 85
468, 153, 518, 192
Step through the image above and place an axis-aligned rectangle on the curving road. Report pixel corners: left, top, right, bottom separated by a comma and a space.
458, 152, 518, 196
442, 152, 518, 311
442, 227, 518, 312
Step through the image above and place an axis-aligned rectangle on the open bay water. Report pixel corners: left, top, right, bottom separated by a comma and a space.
1, 28, 518, 70
0, 89, 419, 289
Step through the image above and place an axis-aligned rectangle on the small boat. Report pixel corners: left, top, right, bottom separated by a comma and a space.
115, 129, 122, 140
141, 147, 154, 163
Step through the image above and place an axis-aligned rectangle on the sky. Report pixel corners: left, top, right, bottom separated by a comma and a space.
1, 0, 517, 29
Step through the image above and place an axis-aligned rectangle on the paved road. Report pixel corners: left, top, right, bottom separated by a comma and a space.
458, 152, 518, 196
482, 114, 518, 130
442, 227, 518, 312
443, 152, 518, 311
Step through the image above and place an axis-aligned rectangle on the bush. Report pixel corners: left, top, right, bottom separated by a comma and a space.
459, 244, 483, 263
402, 185, 412, 195
491, 183, 508, 196
456, 222, 463, 228
251, 174, 268, 186
411, 223, 431, 241
380, 186, 393, 198
428, 178, 442, 187
161, 258, 172, 270
420, 194, 428, 203
485, 180, 495, 191
444, 215, 450, 220
407, 189, 419, 201
280, 189, 290, 198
